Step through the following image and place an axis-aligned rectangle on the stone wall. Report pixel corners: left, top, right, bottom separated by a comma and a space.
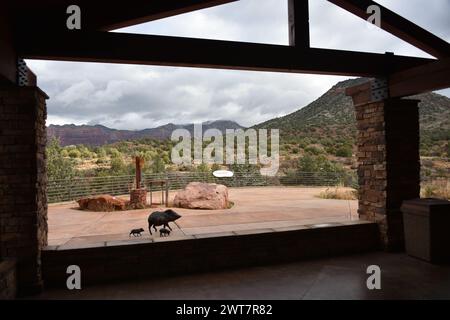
0, 86, 48, 295
0, 259, 17, 299
355, 98, 420, 250
42, 222, 379, 288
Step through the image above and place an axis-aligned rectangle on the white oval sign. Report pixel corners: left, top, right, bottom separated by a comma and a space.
213, 170, 234, 178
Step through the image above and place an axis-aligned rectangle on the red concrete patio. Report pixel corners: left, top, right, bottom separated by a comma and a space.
47, 186, 358, 249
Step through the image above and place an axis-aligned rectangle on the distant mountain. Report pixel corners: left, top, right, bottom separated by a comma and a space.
254, 78, 450, 142
47, 78, 450, 150
47, 120, 244, 146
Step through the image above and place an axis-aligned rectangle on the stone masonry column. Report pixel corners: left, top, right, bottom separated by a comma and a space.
0, 86, 48, 295
348, 80, 420, 251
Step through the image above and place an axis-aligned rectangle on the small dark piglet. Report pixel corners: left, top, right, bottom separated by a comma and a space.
159, 228, 171, 237
129, 228, 145, 237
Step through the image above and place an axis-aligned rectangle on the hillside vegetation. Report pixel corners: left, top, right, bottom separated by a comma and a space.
46, 78, 449, 199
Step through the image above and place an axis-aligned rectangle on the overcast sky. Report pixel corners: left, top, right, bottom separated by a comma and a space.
26, 0, 450, 130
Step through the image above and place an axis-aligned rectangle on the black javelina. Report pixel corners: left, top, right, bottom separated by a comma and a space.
129, 228, 144, 237
148, 209, 181, 235
159, 228, 171, 237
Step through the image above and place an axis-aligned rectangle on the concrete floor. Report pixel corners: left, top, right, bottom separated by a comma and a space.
33, 252, 450, 300
48, 187, 358, 249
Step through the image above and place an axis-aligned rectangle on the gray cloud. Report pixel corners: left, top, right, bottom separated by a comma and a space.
26, 0, 450, 130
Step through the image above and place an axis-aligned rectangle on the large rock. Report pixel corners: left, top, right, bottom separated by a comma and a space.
174, 182, 229, 210
77, 194, 127, 212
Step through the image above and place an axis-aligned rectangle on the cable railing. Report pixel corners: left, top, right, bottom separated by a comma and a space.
47, 171, 357, 203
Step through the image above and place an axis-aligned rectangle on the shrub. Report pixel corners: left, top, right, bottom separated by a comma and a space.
96, 157, 107, 164
335, 146, 353, 157
68, 149, 81, 158
108, 148, 121, 158
196, 163, 210, 173
421, 181, 450, 200
298, 154, 344, 173
304, 145, 322, 155
317, 186, 358, 200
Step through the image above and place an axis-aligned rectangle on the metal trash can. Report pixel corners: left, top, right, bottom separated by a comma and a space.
401, 198, 450, 263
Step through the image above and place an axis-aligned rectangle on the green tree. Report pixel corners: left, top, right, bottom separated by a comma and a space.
97, 147, 107, 158
110, 155, 126, 174
149, 155, 166, 173
46, 138, 75, 180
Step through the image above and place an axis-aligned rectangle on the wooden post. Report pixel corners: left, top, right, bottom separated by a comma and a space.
149, 182, 153, 206
135, 156, 142, 189
165, 179, 169, 208
288, 0, 310, 47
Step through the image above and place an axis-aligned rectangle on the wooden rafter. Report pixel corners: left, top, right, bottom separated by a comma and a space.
4, 0, 449, 96
16, 31, 433, 77
345, 58, 450, 101
389, 57, 450, 98
91, 0, 239, 31
10, 0, 237, 31
328, 0, 450, 59
288, 0, 310, 47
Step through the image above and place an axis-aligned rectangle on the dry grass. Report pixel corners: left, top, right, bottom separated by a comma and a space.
317, 186, 358, 200
421, 180, 450, 200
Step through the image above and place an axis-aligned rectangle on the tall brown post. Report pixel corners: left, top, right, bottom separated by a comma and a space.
130, 156, 147, 208
135, 156, 141, 189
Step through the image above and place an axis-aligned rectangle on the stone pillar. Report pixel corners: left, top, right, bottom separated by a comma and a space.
0, 86, 48, 295
130, 188, 147, 209
0, 259, 17, 299
347, 78, 421, 250
353, 97, 420, 250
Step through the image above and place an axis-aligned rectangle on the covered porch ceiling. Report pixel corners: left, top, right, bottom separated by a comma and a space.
5, 0, 450, 98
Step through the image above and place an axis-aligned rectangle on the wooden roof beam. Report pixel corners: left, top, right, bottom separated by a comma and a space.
345, 58, 450, 103
10, 0, 238, 31
389, 57, 450, 98
288, 0, 310, 48
91, 0, 239, 31
328, 0, 450, 59
17, 30, 433, 77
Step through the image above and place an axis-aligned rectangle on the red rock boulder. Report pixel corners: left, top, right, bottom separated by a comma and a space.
77, 194, 127, 212
173, 182, 229, 210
